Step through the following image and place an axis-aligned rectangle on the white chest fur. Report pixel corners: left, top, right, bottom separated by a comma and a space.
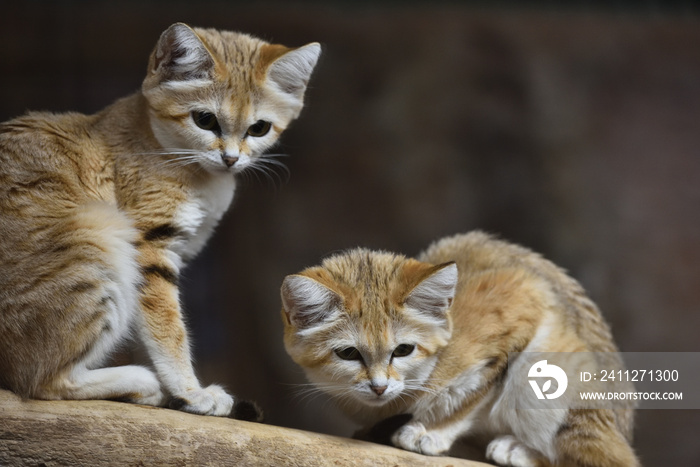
172, 173, 236, 263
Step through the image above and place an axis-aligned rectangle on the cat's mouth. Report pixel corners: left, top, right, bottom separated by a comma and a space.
222, 153, 252, 172
357, 385, 402, 406
227, 154, 253, 174
197, 152, 252, 174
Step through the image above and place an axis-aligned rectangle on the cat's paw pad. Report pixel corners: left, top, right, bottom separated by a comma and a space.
391, 421, 450, 456
170, 384, 234, 416
486, 435, 543, 467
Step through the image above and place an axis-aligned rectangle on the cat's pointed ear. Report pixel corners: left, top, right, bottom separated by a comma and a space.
282, 274, 341, 329
261, 42, 321, 97
149, 23, 214, 82
404, 262, 458, 321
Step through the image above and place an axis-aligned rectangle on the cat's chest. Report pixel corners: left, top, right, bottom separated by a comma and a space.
171, 173, 236, 262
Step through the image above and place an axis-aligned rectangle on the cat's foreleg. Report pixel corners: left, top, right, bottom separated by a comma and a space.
391, 411, 478, 456
391, 362, 511, 459
391, 370, 494, 456
392, 398, 552, 466
136, 243, 233, 416
486, 435, 552, 467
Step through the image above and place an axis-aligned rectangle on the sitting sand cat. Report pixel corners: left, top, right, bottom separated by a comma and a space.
0, 23, 320, 416
281, 231, 638, 466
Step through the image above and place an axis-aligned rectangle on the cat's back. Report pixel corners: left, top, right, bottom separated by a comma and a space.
419, 231, 618, 353
1, 111, 101, 170
0, 111, 113, 209
419, 230, 551, 275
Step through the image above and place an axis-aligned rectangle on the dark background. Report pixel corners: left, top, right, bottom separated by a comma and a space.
2, 2, 699, 465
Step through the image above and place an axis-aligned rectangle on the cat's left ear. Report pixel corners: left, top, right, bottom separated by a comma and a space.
404, 262, 458, 324
261, 42, 321, 98
148, 23, 215, 83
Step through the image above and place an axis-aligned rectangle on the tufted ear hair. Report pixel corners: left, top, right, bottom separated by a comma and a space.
148, 23, 215, 83
404, 262, 458, 325
281, 274, 341, 330
262, 42, 321, 98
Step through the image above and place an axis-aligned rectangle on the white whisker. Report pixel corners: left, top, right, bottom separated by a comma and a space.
125, 148, 206, 171
132, 148, 201, 157
289, 382, 354, 409
238, 153, 290, 188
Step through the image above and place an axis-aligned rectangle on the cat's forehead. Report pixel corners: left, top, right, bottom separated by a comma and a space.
194, 28, 265, 63
324, 249, 403, 281
193, 28, 275, 84
317, 250, 407, 317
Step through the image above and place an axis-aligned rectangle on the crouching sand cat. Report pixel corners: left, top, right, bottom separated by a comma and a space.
281, 232, 638, 466
0, 23, 320, 416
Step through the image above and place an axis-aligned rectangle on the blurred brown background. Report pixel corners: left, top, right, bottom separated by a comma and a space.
2, 1, 699, 465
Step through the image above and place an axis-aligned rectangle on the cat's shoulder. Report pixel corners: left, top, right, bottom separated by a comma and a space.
0, 110, 94, 146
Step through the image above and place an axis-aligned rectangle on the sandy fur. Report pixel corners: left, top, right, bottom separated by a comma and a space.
282, 231, 638, 466
0, 23, 319, 416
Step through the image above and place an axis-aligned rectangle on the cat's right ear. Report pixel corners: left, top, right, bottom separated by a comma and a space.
148, 23, 214, 83
404, 262, 458, 326
281, 275, 341, 330
261, 42, 321, 98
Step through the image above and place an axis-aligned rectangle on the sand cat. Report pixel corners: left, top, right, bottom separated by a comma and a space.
0, 23, 320, 416
281, 231, 638, 466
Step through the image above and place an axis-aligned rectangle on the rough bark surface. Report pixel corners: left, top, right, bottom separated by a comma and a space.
0, 389, 489, 466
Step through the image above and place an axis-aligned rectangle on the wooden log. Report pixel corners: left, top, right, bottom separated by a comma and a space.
0, 389, 490, 466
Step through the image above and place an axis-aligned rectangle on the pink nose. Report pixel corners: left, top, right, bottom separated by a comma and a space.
222, 155, 239, 167
371, 385, 388, 396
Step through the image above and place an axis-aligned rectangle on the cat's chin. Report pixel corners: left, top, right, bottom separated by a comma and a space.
357, 394, 398, 407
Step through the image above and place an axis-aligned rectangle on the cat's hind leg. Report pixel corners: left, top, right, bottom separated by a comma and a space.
555, 409, 640, 467
29, 202, 165, 407
41, 365, 166, 407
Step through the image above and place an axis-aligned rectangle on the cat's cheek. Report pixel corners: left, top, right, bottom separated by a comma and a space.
403, 358, 438, 385
148, 114, 193, 150
244, 137, 271, 155
385, 380, 405, 399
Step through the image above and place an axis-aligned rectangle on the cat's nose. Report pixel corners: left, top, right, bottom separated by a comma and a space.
221, 155, 239, 168
370, 384, 388, 396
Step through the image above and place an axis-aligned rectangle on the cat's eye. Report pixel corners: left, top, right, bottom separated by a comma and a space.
192, 111, 221, 134
334, 347, 361, 361
246, 120, 272, 137
392, 344, 415, 358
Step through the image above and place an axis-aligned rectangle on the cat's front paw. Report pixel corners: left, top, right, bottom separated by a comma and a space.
486, 435, 545, 467
391, 421, 451, 456
170, 384, 234, 416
